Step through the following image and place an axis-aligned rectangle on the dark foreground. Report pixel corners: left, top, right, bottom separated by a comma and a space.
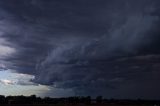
0, 104, 158, 106
0, 95, 159, 106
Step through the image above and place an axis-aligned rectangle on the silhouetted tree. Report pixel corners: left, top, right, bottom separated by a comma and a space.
0, 95, 5, 104
96, 96, 103, 103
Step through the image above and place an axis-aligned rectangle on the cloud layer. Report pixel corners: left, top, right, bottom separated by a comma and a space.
0, 0, 160, 99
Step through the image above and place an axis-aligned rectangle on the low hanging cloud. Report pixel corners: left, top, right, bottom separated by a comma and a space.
0, 79, 15, 85
0, 70, 35, 86
0, 0, 160, 98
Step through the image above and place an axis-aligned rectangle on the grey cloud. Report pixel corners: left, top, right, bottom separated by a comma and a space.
0, 0, 160, 98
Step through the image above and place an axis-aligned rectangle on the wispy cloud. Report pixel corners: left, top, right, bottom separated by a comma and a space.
0, 79, 15, 85
0, 70, 35, 86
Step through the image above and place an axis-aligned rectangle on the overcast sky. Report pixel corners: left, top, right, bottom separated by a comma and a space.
0, 0, 160, 99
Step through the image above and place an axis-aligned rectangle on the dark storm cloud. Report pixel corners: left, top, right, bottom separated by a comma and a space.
0, 0, 160, 98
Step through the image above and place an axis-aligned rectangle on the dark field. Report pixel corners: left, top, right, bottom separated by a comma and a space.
0, 103, 158, 106
1, 104, 157, 106
0, 95, 159, 106
0, 104, 158, 106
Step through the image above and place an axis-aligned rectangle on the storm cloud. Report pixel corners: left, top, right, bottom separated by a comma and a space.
0, 0, 160, 99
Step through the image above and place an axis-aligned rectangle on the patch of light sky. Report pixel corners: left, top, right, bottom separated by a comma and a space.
0, 70, 50, 97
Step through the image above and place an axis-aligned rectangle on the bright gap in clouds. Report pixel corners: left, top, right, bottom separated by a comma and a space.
0, 70, 50, 96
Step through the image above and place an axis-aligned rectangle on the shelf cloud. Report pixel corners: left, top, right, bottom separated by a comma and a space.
0, 0, 160, 99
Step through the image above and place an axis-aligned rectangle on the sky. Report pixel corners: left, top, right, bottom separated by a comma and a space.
0, 0, 160, 99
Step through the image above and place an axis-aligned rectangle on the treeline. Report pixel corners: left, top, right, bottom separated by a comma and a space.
0, 95, 160, 105
0, 95, 92, 104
